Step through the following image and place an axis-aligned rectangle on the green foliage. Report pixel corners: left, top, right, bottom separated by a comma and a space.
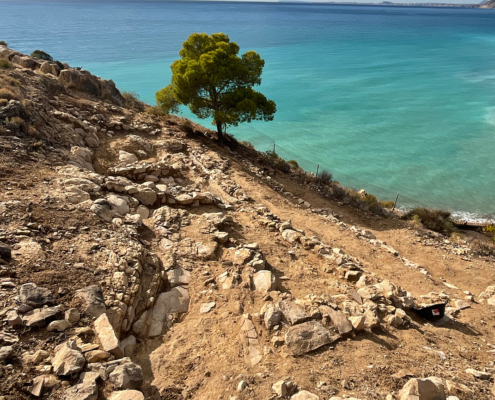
287, 160, 299, 168
403, 207, 456, 235
483, 225, 495, 242
0, 60, 12, 69
31, 50, 53, 61
156, 85, 180, 115
54, 60, 65, 70
0, 41, 7, 47
260, 150, 290, 173
318, 169, 333, 184
380, 200, 395, 209
157, 32, 276, 141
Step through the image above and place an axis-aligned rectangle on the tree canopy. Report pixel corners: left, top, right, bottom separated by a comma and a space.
156, 33, 276, 141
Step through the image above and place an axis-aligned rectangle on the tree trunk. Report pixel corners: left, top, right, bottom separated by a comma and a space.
216, 121, 224, 142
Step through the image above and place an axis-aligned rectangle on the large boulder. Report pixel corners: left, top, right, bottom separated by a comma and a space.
285, 321, 339, 356
19, 283, 54, 308
399, 377, 446, 400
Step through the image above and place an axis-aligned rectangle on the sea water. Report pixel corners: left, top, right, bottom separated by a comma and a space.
2, 0, 495, 220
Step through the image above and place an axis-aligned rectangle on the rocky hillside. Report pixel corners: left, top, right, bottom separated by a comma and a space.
1, 45, 495, 400
480, 0, 495, 8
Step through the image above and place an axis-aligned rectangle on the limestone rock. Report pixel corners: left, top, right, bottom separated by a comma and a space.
272, 380, 288, 397
133, 188, 157, 206
22, 306, 62, 328
40, 61, 61, 76
166, 268, 192, 287
136, 205, 150, 220
263, 304, 282, 330
85, 350, 111, 363
119, 335, 137, 357
75, 286, 106, 318
285, 321, 339, 356
465, 368, 490, 380
66, 186, 91, 204
28, 374, 60, 397
65, 308, 81, 324
348, 316, 365, 331
107, 194, 130, 216
94, 313, 123, 358
47, 319, 72, 332
108, 390, 144, 400
320, 306, 353, 335
6, 310, 22, 327
63, 371, 99, 400
148, 287, 190, 337
109, 362, 144, 390
278, 301, 311, 325
200, 302, 216, 314
252, 270, 277, 293
0, 346, 13, 363
119, 151, 138, 164
19, 283, 54, 308
52, 340, 86, 376
291, 390, 319, 399
398, 377, 446, 400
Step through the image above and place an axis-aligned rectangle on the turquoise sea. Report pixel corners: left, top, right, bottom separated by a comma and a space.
2, 0, 495, 220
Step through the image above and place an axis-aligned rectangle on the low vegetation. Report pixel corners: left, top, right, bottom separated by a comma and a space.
0, 88, 19, 101
145, 105, 168, 117
403, 207, 456, 235
380, 200, 395, 209
0, 60, 12, 69
317, 169, 333, 184
31, 50, 53, 61
0, 41, 7, 47
122, 91, 145, 112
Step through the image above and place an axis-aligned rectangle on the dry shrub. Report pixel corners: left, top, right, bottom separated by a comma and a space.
146, 105, 167, 117
288, 159, 299, 168
0, 60, 12, 69
27, 125, 40, 138
122, 91, 145, 112
181, 119, 195, 134
471, 239, 495, 257
318, 169, 333, 184
0, 99, 7, 107
0, 88, 18, 101
403, 207, 456, 235
260, 150, 290, 173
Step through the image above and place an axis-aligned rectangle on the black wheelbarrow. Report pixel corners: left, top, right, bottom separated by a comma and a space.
412, 301, 448, 321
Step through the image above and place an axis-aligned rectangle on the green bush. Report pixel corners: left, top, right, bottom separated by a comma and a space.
403, 207, 456, 235
31, 50, 53, 61
288, 159, 299, 168
380, 200, 395, 209
0, 60, 12, 69
0, 41, 7, 47
261, 150, 291, 173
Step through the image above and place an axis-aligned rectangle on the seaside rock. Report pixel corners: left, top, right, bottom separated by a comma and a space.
108, 390, 144, 400
285, 321, 339, 356
291, 390, 320, 399
278, 301, 311, 325
19, 283, 54, 308
252, 270, 277, 293
59, 69, 125, 106
0, 241, 12, 261
52, 340, 86, 376
109, 362, 144, 390
399, 377, 446, 400
40, 61, 61, 76
75, 286, 106, 318
94, 313, 123, 358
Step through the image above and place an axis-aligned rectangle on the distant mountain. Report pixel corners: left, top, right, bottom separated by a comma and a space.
480, 0, 495, 7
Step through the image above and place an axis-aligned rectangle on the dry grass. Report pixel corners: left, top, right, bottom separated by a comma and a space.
122, 91, 145, 112
146, 105, 168, 117
0, 60, 12, 69
0, 88, 18, 101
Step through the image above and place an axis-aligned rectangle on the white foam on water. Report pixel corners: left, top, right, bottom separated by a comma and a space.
484, 107, 495, 127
